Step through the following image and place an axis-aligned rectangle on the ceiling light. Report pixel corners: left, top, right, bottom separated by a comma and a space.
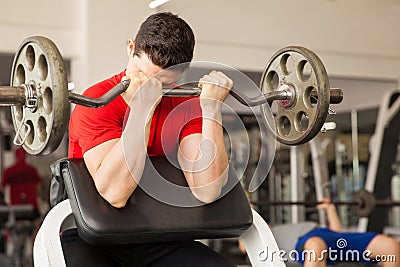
149, 0, 170, 9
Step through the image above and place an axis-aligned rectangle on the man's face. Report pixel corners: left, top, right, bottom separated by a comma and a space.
127, 52, 181, 87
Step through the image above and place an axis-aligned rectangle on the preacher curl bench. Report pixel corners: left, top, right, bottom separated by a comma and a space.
33, 157, 285, 266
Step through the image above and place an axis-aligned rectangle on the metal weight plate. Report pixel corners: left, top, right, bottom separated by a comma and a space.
10, 36, 68, 155
354, 189, 376, 217
260, 47, 330, 145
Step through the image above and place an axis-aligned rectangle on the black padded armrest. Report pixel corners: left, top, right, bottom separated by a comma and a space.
61, 157, 252, 245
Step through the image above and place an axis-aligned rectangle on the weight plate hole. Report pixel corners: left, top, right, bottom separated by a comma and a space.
280, 54, 294, 76
43, 87, 53, 114
305, 86, 315, 108
38, 116, 47, 143
297, 60, 313, 82
16, 64, 25, 85
26, 120, 34, 145
278, 116, 291, 137
266, 71, 279, 91
38, 54, 48, 81
25, 45, 35, 72
295, 111, 309, 132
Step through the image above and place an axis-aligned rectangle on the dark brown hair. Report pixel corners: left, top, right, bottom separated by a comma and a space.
134, 12, 195, 69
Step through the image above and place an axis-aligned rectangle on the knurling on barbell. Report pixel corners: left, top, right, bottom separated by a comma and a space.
1, 36, 343, 155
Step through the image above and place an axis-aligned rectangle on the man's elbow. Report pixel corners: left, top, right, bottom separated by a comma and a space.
109, 199, 128, 209
194, 192, 220, 204
97, 187, 131, 209
193, 172, 228, 203
192, 186, 223, 204
102, 193, 129, 208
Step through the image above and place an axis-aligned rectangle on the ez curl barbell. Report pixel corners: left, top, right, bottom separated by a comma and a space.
0, 36, 343, 155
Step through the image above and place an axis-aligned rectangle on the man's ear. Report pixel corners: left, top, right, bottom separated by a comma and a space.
127, 39, 135, 57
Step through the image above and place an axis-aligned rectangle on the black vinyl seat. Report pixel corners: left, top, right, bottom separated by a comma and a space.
59, 157, 253, 245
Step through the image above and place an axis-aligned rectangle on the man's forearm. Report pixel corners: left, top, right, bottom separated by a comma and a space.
326, 206, 342, 232
191, 107, 229, 202
91, 100, 154, 207
121, 106, 153, 181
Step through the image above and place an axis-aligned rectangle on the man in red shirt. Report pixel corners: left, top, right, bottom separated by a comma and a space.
1, 148, 41, 220
65, 12, 234, 266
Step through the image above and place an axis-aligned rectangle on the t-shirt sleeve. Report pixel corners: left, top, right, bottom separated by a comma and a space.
70, 97, 125, 155
179, 98, 203, 142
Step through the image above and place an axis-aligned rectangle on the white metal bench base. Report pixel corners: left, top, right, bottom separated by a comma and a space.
33, 200, 285, 267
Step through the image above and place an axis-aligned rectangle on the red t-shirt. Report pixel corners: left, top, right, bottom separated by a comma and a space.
68, 71, 203, 158
1, 162, 40, 208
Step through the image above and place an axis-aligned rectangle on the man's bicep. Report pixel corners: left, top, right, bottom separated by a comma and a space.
83, 138, 120, 177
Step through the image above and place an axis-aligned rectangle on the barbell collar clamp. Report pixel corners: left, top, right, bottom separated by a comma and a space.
0, 83, 39, 110
22, 82, 38, 109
